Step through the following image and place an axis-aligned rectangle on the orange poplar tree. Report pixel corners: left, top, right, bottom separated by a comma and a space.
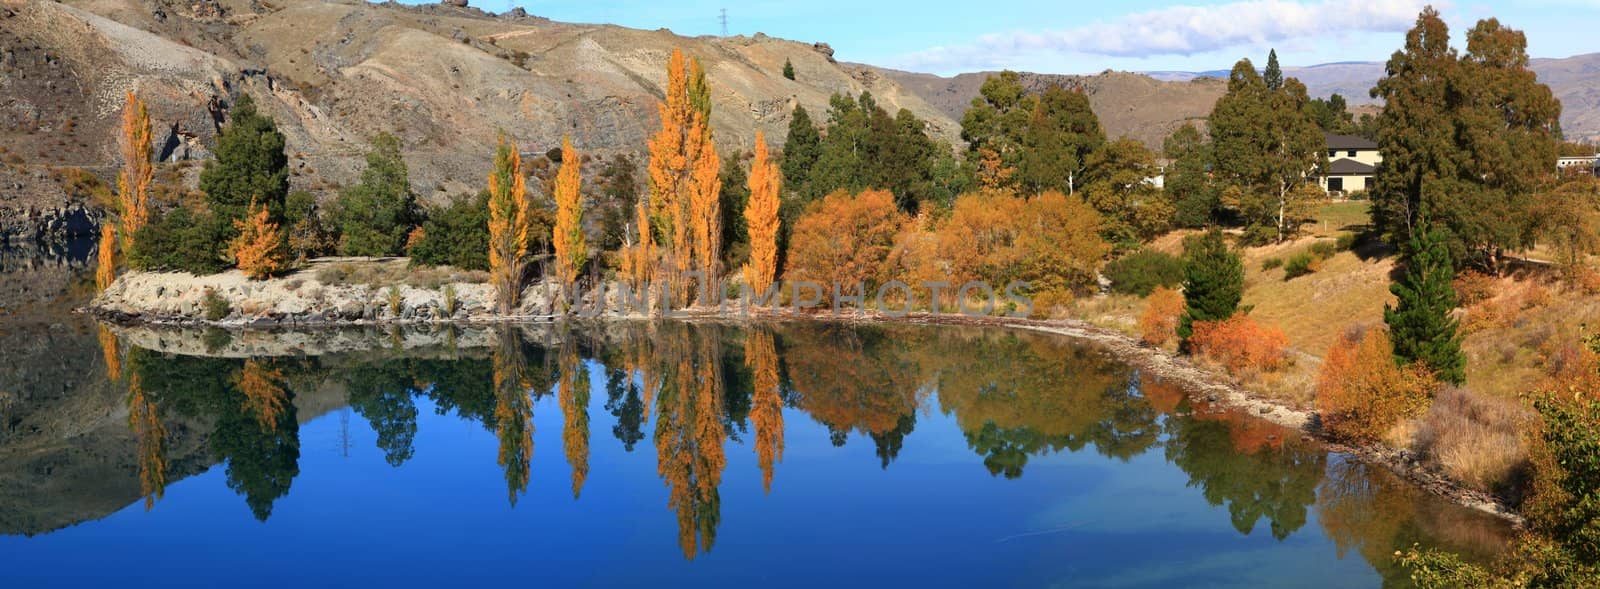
96, 224, 117, 291
559, 344, 590, 499
228, 197, 287, 279
127, 373, 168, 511
117, 90, 154, 242
742, 130, 781, 298
237, 360, 289, 430
487, 135, 530, 314
552, 135, 588, 286
647, 49, 720, 307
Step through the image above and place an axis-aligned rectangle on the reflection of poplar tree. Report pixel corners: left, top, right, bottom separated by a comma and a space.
493, 329, 535, 505
745, 329, 785, 492
559, 343, 591, 498
654, 325, 727, 560
127, 373, 167, 511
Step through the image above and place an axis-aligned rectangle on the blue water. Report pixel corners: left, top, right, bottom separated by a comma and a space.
0, 322, 1508, 588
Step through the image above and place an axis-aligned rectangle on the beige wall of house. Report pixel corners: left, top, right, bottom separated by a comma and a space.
1320, 173, 1372, 194
1328, 148, 1382, 166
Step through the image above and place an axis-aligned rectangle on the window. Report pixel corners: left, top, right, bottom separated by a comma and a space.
1347, 150, 1357, 157
1329, 149, 1338, 157
1328, 177, 1344, 193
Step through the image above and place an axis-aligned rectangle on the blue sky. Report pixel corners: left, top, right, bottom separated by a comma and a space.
443, 1, 1596, 75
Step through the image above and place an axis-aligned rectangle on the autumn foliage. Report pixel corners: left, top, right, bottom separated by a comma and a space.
559, 344, 590, 498
552, 135, 588, 285
96, 224, 117, 292
647, 49, 721, 306
1138, 286, 1185, 347
117, 91, 154, 241
1187, 313, 1290, 377
228, 197, 287, 280
127, 373, 168, 511
745, 329, 785, 492
487, 135, 530, 314
742, 131, 781, 297
1315, 327, 1435, 443
236, 360, 289, 430
787, 189, 906, 301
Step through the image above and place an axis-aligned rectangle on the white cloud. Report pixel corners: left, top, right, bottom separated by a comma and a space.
892, 0, 1432, 72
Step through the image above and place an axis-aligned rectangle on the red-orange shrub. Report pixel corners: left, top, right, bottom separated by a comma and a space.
1188, 313, 1289, 376
1315, 327, 1436, 442
1138, 286, 1185, 347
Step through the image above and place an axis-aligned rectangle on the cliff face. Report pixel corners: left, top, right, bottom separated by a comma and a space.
0, 0, 959, 209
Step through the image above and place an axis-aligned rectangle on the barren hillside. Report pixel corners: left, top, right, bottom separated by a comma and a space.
0, 0, 958, 205
874, 67, 1226, 150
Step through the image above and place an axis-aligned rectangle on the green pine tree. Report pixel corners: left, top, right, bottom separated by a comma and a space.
780, 104, 821, 195
199, 93, 289, 225
331, 132, 420, 257
718, 150, 750, 269
1384, 218, 1465, 385
1178, 229, 1244, 346
1264, 49, 1283, 91
782, 58, 796, 81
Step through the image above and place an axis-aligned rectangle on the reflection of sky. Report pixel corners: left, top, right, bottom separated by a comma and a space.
4, 360, 1385, 587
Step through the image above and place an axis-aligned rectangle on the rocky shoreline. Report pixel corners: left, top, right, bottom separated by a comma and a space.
88, 268, 1526, 527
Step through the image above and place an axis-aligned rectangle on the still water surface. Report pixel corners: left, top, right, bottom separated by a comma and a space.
0, 318, 1513, 588
0, 248, 1509, 587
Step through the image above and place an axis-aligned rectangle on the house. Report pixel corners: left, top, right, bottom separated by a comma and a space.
1557, 154, 1598, 175
1319, 133, 1380, 196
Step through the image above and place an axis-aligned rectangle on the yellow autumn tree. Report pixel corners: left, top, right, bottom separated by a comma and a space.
98, 323, 121, 380
487, 134, 530, 314
621, 198, 657, 296
559, 343, 590, 498
228, 197, 287, 279
117, 90, 154, 243
96, 224, 117, 292
745, 329, 784, 493
552, 136, 588, 286
742, 131, 781, 298
655, 325, 727, 559
647, 49, 720, 307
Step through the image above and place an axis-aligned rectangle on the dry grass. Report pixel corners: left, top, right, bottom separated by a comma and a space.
304, 258, 488, 289
1459, 272, 1596, 398
1412, 387, 1532, 495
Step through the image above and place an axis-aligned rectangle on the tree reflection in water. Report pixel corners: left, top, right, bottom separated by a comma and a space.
108, 321, 1508, 571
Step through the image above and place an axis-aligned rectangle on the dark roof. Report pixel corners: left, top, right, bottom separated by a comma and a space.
1325, 158, 1375, 176
1325, 132, 1377, 150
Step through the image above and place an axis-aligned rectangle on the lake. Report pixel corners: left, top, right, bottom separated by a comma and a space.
0, 249, 1510, 588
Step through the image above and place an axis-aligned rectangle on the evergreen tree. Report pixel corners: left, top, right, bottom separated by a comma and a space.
1384, 219, 1465, 385
1264, 49, 1284, 91
200, 94, 289, 225
719, 150, 750, 269
1371, 9, 1560, 270
1304, 93, 1356, 134
1209, 57, 1325, 242
331, 132, 419, 257
1178, 230, 1244, 346
1164, 123, 1218, 228
782, 58, 795, 81
780, 104, 821, 192
962, 72, 1105, 195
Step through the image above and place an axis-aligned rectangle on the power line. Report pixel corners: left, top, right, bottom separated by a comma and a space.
719, 8, 728, 36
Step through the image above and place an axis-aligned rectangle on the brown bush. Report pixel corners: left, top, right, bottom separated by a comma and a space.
1315, 327, 1436, 443
1188, 313, 1289, 377
1137, 286, 1185, 347
1453, 270, 1497, 306
1414, 387, 1531, 494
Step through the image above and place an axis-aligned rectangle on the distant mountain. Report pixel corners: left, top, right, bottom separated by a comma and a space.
870, 68, 1225, 149
1138, 55, 1600, 142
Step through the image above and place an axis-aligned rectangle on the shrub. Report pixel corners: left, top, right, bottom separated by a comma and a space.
1104, 249, 1184, 296
1309, 240, 1337, 258
1283, 251, 1320, 280
386, 285, 403, 316
1261, 257, 1283, 270
1238, 224, 1277, 246
1335, 232, 1358, 251
127, 206, 231, 275
202, 288, 231, 321
1188, 313, 1289, 377
1414, 386, 1530, 494
1452, 270, 1497, 307
1137, 286, 1185, 347
409, 191, 490, 270
441, 284, 458, 317
1315, 327, 1435, 443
